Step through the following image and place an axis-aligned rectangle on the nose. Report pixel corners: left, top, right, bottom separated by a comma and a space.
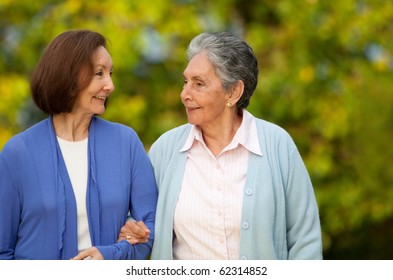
104, 76, 115, 93
180, 83, 190, 102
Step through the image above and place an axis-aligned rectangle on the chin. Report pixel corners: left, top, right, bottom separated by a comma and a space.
95, 105, 107, 115
187, 119, 199, 126
92, 110, 105, 116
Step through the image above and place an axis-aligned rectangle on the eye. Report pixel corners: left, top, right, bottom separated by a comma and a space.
110, 71, 113, 77
195, 80, 206, 87
95, 71, 104, 77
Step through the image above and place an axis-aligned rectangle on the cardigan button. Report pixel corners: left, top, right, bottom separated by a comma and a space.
242, 221, 250, 229
241, 255, 248, 260
245, 188, 253, 196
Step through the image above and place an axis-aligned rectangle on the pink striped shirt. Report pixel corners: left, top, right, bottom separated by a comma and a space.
173, 110, 262, 259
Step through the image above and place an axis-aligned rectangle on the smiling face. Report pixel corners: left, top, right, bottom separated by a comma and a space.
181, 52, 229, 129
72, 46, 114, 116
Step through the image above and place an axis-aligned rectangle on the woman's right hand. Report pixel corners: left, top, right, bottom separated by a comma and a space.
117, 220, 150, 244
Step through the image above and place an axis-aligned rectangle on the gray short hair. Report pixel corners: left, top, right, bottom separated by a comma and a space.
187, 32, 258, 111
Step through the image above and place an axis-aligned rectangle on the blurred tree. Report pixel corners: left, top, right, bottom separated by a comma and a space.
0, 0, 392, 259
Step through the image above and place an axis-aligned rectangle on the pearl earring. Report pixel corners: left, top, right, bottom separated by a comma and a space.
226, 102, 232, 107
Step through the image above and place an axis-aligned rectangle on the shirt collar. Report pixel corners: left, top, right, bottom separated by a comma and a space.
180, 109, 262, 156
180, 125, 202, 152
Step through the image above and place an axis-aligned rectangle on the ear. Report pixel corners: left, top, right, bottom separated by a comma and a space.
227, 80, 244, 105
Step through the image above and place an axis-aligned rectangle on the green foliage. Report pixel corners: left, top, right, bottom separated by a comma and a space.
1, 0, 392, 259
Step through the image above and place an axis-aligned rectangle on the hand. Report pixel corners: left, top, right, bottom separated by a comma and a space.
117, 220, 150, 244
71, 247, 104, 260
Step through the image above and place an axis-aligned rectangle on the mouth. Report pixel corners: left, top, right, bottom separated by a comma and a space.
186, 106, 201, 111
93, 96, 107, 101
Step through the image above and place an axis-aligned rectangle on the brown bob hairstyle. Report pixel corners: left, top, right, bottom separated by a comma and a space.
30, 29, 107, 115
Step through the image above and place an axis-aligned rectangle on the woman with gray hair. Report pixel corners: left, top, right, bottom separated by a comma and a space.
121, 32, 323, 260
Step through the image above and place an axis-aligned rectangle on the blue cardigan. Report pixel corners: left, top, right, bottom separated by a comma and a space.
149, 112, 323, 259
0, 116, 158, 260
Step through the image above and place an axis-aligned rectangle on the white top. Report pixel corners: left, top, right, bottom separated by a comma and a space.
173, 110, 262, 259
57, 137, 91, 252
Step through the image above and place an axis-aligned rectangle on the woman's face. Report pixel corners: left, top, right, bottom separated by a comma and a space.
181, 52, 228, 129
72, 46, 114, 116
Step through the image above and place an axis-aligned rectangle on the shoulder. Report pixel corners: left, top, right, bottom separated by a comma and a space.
255, 118, 294, 142
255, 118, 291, 138
92, 117, 139, 139
93, 116, 131, 131
0, 118, 52, 169
148, 123, 191, 162
151, 124, 191, 149
1, 118, 50, 154
253, 116, 297, 156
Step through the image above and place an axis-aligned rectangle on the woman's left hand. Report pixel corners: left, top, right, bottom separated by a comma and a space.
117, 220, 150, 244
71, 247, 104, 260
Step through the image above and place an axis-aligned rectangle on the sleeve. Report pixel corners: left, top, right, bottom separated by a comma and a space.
97, 131, 158, 260
0, 152, 20, 259
96, 239, 152, 260
125, 134, 158, 260
147, 136, 165, 187
285, 148, 323, 259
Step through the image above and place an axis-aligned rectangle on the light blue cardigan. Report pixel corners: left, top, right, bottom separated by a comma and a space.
149, 112, 323, 260
0, 116, 158, 260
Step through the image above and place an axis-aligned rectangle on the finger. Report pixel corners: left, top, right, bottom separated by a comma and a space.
72, 247, 103, 260
127, 237, 149, 245
126, 222, 149, 238
71, 250, 91, 260
129, 237, 139, 245
90, 251, 104, 260
117, 221, 150, 243
117, 221, 137, 241
136, 221, 150, 234
140, 238, 149, 244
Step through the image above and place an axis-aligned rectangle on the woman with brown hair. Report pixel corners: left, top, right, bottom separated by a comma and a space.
0, 30, 157, 260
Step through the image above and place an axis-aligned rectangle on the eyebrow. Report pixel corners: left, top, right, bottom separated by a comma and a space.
95, 63, 114, 70
183, 73, 205, 81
